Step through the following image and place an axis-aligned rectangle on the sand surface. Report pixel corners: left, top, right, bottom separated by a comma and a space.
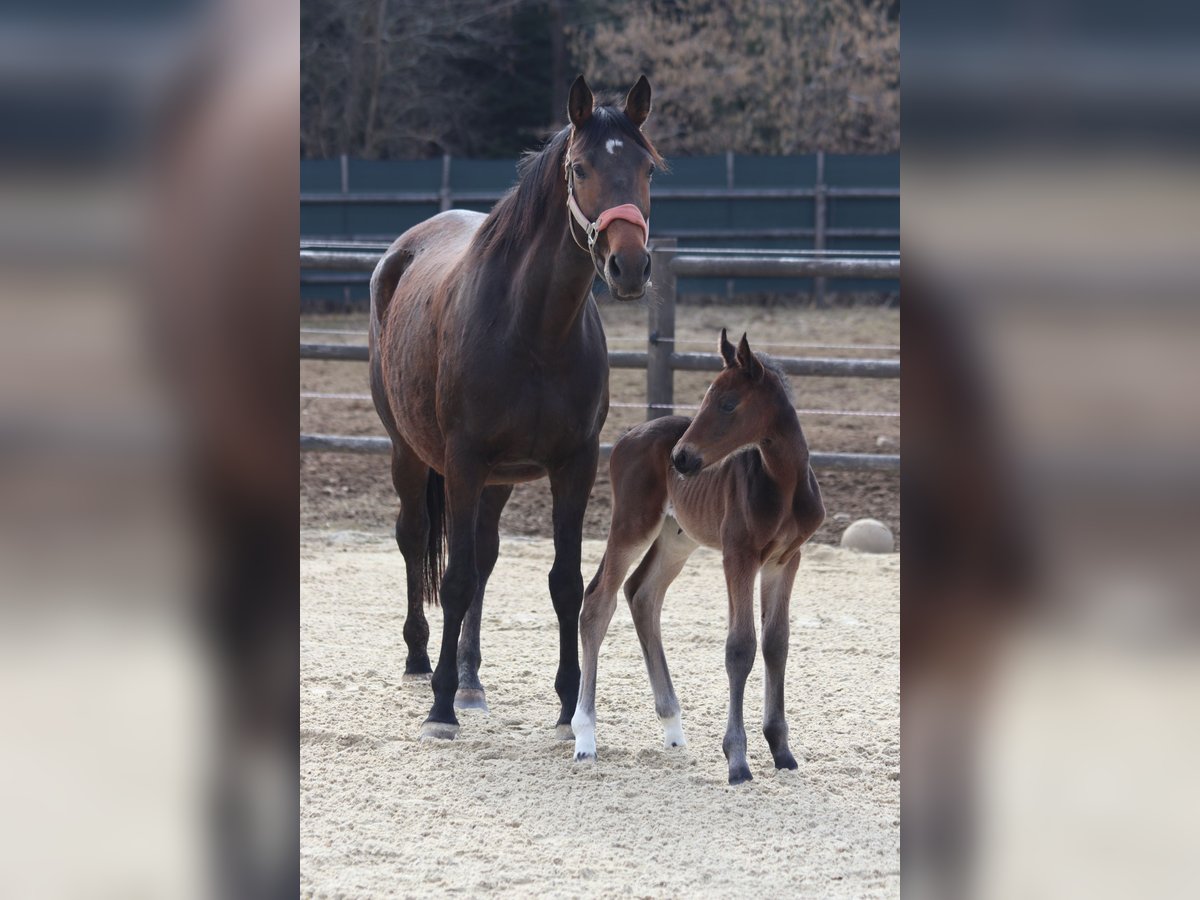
301, 531, 899, 898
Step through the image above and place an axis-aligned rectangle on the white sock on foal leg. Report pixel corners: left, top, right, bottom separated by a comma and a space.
660, 712, 686, 749
572, 710, 597, 761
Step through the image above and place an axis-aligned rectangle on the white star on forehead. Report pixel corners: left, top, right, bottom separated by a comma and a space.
605, 138, 623, 155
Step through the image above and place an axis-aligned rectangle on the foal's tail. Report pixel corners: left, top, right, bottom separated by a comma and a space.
423, 469, 447, 607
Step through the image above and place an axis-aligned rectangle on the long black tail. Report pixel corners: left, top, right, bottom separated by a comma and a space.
423, 469, 447, 606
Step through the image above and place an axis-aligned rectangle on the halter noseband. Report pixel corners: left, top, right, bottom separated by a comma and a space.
564, 153, 650, 281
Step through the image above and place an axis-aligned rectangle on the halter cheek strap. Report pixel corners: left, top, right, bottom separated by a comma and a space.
565, 157, 650, 280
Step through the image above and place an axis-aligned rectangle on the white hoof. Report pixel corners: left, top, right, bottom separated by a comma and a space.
554, 723, 575, 741
418, 720, 459, 741
402, 672, 432, 684
573, 725, 596, 761
661, 714, 686, 749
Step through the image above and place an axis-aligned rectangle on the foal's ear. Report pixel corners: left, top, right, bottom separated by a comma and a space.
719, 328, 738, 368
736, 332, 765, 381
624, 75, 652, 127
568, 75, 594, 129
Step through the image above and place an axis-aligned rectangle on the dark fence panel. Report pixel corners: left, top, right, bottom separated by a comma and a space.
300, 152, 898, 306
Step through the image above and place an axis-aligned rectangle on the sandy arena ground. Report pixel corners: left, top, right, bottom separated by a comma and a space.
301, 531, 899, 898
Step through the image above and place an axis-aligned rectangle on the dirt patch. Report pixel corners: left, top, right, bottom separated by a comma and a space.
300, 303, 899, 547
300, 531, 899, 898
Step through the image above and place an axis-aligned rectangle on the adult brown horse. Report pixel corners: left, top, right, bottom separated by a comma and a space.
572, 331, 825, 783
369, 76, 663, 740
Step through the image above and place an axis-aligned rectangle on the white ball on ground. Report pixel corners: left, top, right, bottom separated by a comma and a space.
841, 518, 894, 553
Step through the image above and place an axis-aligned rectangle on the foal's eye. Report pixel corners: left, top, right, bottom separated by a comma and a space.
647, 164, 656, 180
719, 396, 738, 414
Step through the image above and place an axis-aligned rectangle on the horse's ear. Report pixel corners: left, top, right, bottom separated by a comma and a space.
568, 75, 594, 129
736, 332, 764, 381
719, 328, 737, 368
624, 75, 652, 127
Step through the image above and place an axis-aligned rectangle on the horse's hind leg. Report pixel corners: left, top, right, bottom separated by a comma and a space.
421, 450, 488, 740
625, 519, 696, 749
760, 554, 801, 769
455, 485, 513, 711
391, 443, 433, 680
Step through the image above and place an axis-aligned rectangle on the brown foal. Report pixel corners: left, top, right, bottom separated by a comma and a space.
572, 330, 825, 783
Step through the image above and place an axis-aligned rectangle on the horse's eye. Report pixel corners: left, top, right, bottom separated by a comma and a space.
719, 396, 738, 414
572, 163, 586, 178
647, 164, 656, 180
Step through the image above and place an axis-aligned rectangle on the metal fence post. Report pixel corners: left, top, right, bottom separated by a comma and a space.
725, 150, 736, 301
647, 237, 677, 420
814, 149, 827, 306
340, 153, 351, 305
439, 153, 452, 211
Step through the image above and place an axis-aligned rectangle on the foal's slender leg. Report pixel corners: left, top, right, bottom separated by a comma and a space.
625, 520, 696, 749
420, 453, 487, 740
547, 445, 599, 739
455, 485, 513, 711
761, 554, 801, 769
390, 442, 433, 680
722, 551, 760, 784
572, 529, 659, 761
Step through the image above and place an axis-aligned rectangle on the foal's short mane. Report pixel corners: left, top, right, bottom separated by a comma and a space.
473, 102, 665, 258
757, 353, 796, 404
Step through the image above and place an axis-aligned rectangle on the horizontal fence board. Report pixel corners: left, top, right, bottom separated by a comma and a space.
300, 344, 898, 378
669, 352, 899, 378
669, 255, 899, 280
299, 433, 898, 471
299, 186, 898, 205
301, 343, 368, 361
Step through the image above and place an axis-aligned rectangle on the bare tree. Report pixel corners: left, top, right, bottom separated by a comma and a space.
301, 0, 554, 158
569, 0, 899, 155
300, 0, 899, 159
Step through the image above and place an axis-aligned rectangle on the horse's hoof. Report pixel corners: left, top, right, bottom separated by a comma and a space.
402, 671, 433, 684
773, 751, 799, 770
554, 723, 575, 741
574, 750, 596, 763
418, 720, 459, 741
454, 689, 488, 711
665, 737, 687, 749
728, 764, 754, 785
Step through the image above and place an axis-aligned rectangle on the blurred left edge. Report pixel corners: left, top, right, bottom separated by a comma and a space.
0, 2, 299, 899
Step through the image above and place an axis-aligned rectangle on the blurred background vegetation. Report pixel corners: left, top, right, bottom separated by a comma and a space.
300, 0, 899, 159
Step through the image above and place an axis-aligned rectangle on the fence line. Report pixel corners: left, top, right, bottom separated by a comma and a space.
304, 150, 896, 303
298, 326, 899, 354
299, 391, 898, 419
299, 241, 899, 471
299, 342, 899, 378
299, 433, 900, 472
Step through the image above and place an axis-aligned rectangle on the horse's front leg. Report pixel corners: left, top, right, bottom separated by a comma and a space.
420, 452, 487, 740
548, 443, 599, 739
722, 550, 759, 784
761, 554, 801, 769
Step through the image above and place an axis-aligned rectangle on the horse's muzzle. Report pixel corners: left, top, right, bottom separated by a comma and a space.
606, 247, 651, 300
672, 446, 703, 476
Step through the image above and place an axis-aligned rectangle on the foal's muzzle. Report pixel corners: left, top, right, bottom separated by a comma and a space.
672, 446, 703, 476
